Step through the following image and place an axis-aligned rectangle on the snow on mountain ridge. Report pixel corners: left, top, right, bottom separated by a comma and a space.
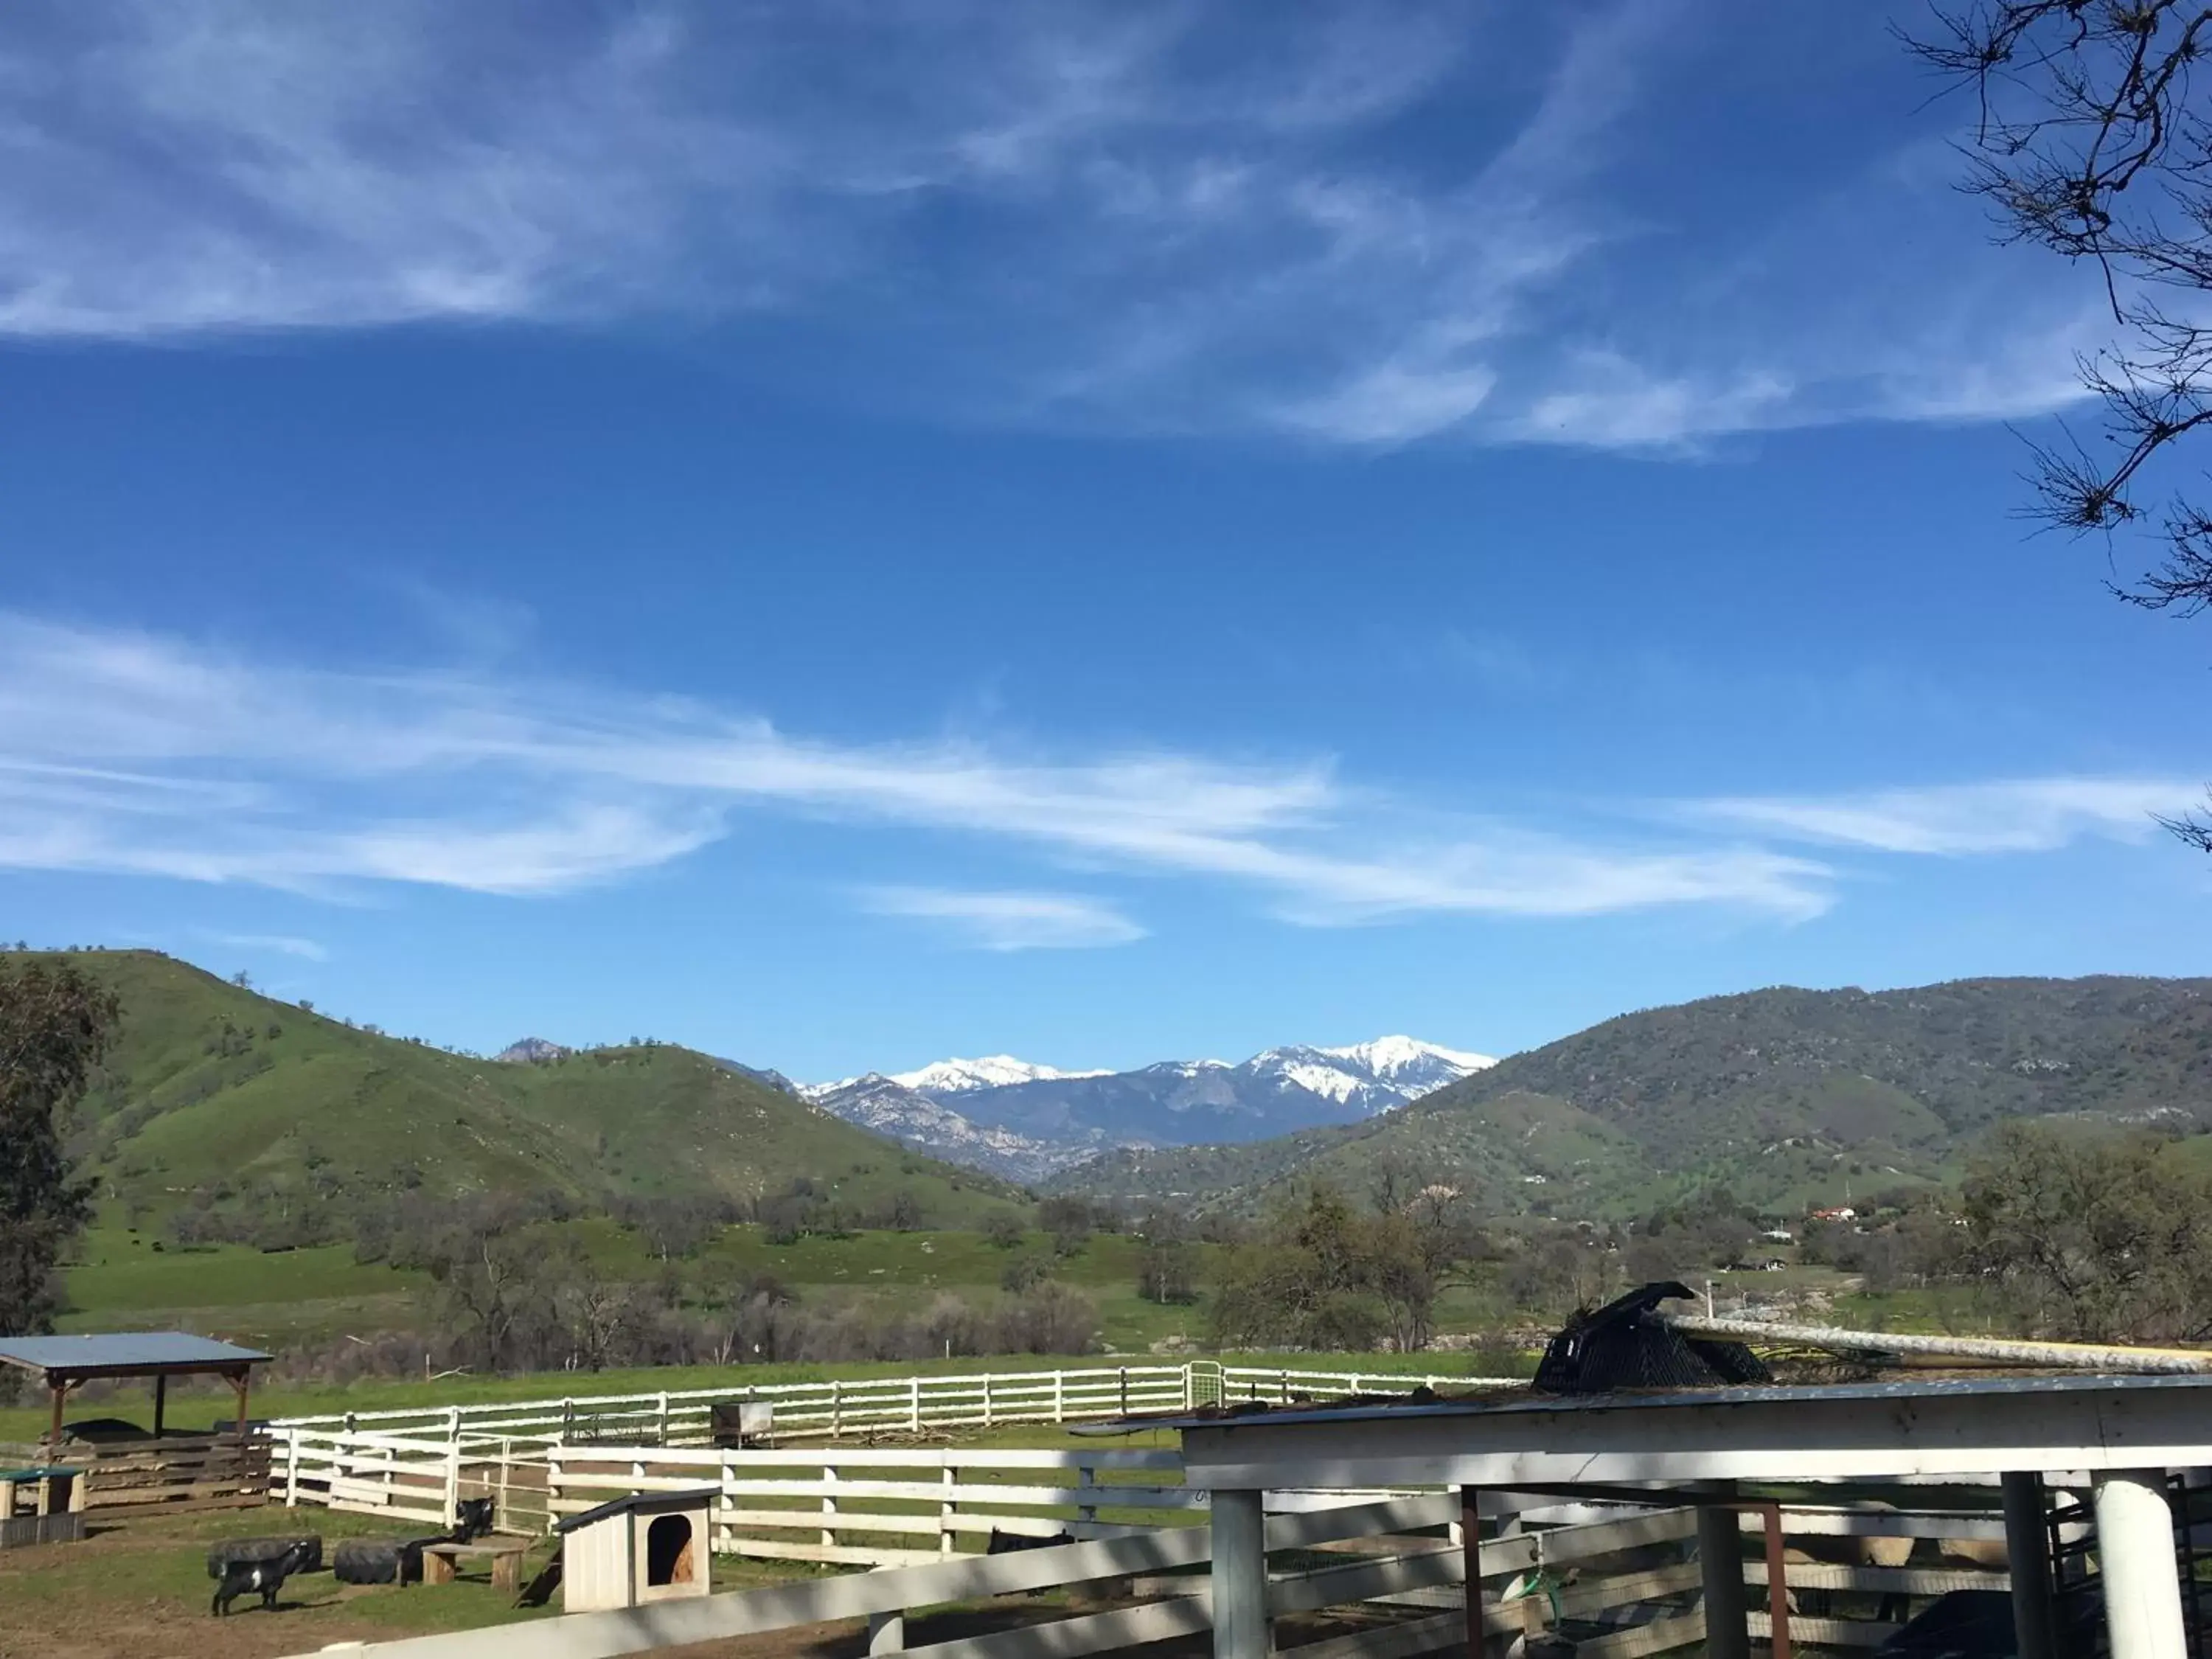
1318, 1035, 1498, 1078
888, 1054, 1112, 1093
805, 1072, 1096, 1183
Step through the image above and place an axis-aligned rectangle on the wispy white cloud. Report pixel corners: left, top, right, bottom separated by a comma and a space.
0, 1, 2103, 447
204, 931, 328, 961
859, 887, 1145, 951
1688, 778, 2202, 855
0, 612, 1835, 922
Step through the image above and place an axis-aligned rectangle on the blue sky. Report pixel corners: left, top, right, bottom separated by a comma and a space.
2, 0, 2208, 1080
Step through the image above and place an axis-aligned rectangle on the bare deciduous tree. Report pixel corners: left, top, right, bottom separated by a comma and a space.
1913, 2, 2212, 842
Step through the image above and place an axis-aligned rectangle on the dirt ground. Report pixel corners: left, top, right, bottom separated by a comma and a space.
0, 1504, 1413, 1659
0, 1516, 1186, 1659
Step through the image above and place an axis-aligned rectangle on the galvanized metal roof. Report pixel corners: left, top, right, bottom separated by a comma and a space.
1085, 1369, 2212, 1436
0, 1332, 270, 1376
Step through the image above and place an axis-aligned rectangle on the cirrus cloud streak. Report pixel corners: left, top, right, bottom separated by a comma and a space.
0, 613, 1837, 928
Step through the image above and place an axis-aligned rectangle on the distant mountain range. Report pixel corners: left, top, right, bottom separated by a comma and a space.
796, 1037, 1495, 1182
1052, 976, 2212, 1220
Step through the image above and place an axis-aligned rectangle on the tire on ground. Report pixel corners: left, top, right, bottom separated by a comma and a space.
333, 1537, 422, 1585
206, 1535, 324, 1578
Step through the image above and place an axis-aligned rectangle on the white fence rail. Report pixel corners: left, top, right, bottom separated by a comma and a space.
271, 1361, 1488, 1448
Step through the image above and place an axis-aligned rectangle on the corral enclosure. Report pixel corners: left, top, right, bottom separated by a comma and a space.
240, 1361, 2212, 1659
10, 1355, 2212, 1659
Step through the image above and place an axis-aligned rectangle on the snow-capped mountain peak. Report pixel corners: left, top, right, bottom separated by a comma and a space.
803, 1034, 1492, 1182
1245, 1037, 1495, 1110
885, 1054, 1110, 1094
1318, 1035, 1497, 1080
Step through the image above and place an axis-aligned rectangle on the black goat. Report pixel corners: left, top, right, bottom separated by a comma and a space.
987, 1527, 1077, 1553
450, 1498, 495, 1543
212, 1538, 315, 1617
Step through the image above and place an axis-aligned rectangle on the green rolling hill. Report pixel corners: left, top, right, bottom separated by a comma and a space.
1054, 975, 2212, 1218
30, 950, 1028, 1232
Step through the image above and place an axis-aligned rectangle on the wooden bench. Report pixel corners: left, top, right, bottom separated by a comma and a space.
421, 1537, 532, 1594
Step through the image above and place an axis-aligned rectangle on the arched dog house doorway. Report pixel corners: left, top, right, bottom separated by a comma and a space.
647, 1512, 695, 1587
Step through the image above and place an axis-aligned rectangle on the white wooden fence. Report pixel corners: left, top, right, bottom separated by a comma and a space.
273, 1428, 1200, 1562
269, 1416, 2042, 1655
269, 1361, 1484, 1448
282, 1479, 2042, 1659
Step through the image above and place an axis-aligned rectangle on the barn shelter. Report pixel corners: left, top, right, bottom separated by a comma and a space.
1150, 1372, 2212, 1659
0, 1332, 271, 1445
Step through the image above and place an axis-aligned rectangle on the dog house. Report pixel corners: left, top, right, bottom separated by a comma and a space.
554, 1487, 715, 1612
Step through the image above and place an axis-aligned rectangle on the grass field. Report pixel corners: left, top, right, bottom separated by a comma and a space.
52, 1216, 1230, 1354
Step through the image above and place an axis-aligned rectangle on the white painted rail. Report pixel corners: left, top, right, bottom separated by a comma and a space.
269, 1360, 1495, 1448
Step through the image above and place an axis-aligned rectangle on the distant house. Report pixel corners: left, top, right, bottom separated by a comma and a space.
1762, 1228, 1795, 1242
1809, 1206, 1857, 1223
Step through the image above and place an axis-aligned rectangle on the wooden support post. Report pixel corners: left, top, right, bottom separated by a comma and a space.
2095, 1468, 2188, 1659
1213, 1487, 1267, 1659
152, 1374, 167, 1439
1758, 1502, 1792, 1659
1697, 1486, 1751, 1659
47, 1381, 65, 1447
232, 1370, 252, 1438
2005, 1471, 2059, 1659
1462, 1486, 1487, 1659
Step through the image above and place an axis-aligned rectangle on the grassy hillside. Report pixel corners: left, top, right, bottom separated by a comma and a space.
1057, 975, 2212, 1218
32, 950, 1027, 1230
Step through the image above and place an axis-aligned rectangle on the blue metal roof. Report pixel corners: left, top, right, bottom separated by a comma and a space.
0, 1333, 270, 1375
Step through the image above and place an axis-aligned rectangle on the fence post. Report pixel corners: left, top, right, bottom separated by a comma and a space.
1054, 1370, 1065, 1424
1119, 1367, 1129, 1416
718, 1449, 738, 1557
546, 1451, 563, 1532
1077, 1460, 1099, 1531
1214, 1487, 1268, 1659
561, 1398, 574, 1442
940, 1454, 956, 1556
656, 1392, 670, 1447
1184, 1365, 1194, 1411
911, 1377, 922, 1434
282, 1431, 300, 1508
821, 1461, 838, 1550
983, 1374, 994, 1429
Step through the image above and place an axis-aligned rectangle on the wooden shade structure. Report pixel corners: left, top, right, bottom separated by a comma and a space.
0, 1332, 270, 1445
